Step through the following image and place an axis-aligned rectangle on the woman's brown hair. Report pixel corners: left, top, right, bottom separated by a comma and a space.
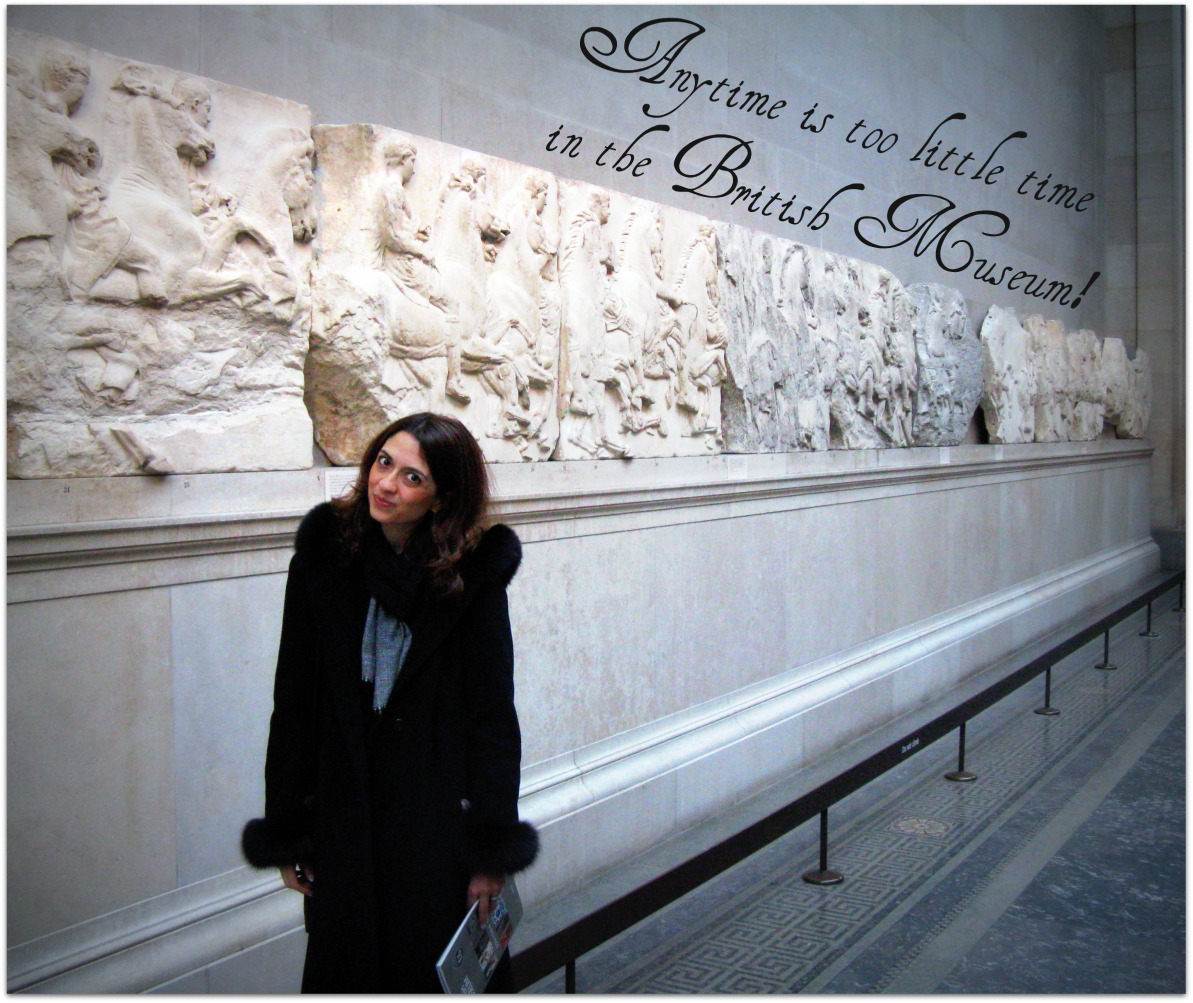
333, 413, 491, 593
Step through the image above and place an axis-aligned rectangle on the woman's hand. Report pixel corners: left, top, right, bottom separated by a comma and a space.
280, 863, 314, 896
467, 873, 506, 928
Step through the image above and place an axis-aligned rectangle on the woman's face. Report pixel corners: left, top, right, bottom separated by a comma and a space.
367, 431, 438, 546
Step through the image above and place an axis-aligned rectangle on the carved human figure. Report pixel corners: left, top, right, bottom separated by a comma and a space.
478, 172, 559, 449
882, 320, 917, 446
792, 246, 835, 450
668, 221, 727, 441
1024, 315, 1070, 441
1117, 350, 1152, 439
103, 65, 262, 305
372, 141, 466, 397
601, 206, 666, 437
559, 189, 626, 457
907, 284, 981, 447
816, 256, 861, 448
979, 305, 1037, 443
60, 172, 167, 303
836, 261, 901, 448
7, 47, 101, 257
777, 238, 825, 446
603, 208, 661, 418
431, 159, 516, 409
281, 137, 318, 244
1100, 337, 1131, 433
190, 128, 316, 312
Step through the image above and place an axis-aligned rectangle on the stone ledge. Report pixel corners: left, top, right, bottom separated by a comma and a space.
516, 535, 1161, 911
7, 869, 299, 993
7, 441, 1155, 604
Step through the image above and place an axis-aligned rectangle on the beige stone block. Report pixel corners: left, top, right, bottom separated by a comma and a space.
7, 29, 315, 478
309, 123, 563, 465
170, 573, 287, 885
8, 590, 175, 943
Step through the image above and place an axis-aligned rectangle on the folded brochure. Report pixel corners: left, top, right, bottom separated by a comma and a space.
436, 877, 523, 994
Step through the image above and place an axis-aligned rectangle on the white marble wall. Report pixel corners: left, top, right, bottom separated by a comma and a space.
9, 590, 175, 945
6, 441, 1159, 991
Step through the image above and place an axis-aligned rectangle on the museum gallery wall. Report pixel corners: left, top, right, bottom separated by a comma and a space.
6, 9, 1171, 994
7, 27, 1152, 477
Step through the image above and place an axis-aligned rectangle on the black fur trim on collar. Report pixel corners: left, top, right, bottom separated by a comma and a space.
467, 523, 522, 588
294, 501, 345, 564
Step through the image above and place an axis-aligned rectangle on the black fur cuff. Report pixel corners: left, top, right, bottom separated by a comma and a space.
241, 815, 315, 869
464, 818, 540, 876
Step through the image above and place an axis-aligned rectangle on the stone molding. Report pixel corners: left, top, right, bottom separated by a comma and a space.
519, 531, 1159, 904
8, 440, 1153, 604
7, 868, 298, 993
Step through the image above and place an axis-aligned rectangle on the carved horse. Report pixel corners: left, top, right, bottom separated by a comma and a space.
666, 223, 727, 436
424, 160, 509, 406
103, 65, 259, 305
6, 58, 101, 253
601, 207, 664, 432
558, 191, 627, 457
479, 175, 558, 444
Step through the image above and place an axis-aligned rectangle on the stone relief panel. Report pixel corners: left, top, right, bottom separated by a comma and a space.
979, 306, 1037, 444
7, 30, 315, 477
309, 124, 561, 464
1023, 315, 1072, 442
554, 181, 726, 459
715, 224, 818, 452
1117, 349, 1152, 439
10, 31, 1151, 478
1066, 328, 1104, 441
906, 284, 981, 446
980, 309, 1150, 443
716, 228, 920, 453
828, 260, 918, 450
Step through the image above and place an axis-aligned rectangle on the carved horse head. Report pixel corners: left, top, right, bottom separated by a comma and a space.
111, 65, 215, 195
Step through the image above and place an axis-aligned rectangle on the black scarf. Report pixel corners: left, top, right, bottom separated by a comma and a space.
359, 524, 425, 621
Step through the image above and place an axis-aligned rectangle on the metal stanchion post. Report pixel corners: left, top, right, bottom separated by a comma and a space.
1034, 664, 1061, 715
802, 808, 844, 885
945, 721, 977, 781
565, 960, 576, 994
1094, 628, 1117, 670
1139, 601, 1159, 638
1175, 578, 1185, 614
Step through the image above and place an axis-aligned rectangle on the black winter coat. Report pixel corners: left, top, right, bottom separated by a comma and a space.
242, 503, 538, 993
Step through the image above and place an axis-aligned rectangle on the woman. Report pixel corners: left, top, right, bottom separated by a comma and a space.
242, 413, 538, 993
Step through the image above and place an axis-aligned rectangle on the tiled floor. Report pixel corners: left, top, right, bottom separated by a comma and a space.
525, 592, 1185, 994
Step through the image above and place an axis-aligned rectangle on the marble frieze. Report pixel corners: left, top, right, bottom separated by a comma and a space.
309, 124, 563, 464
716, 225, 923, 452
906, 283, 981, 447
7, 28, 1153, 478
979, 306, 1150, 444
7, 29, 315, 478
